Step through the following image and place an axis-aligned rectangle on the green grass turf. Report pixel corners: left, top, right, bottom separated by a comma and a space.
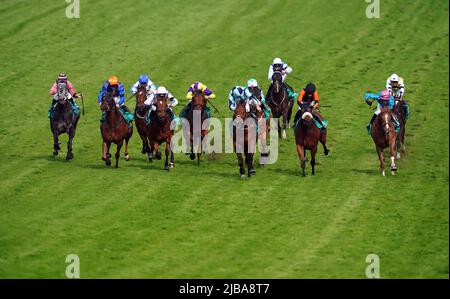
0, 0, 448, 278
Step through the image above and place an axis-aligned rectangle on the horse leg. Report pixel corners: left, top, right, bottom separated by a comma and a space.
282, 113, 287, 139
311, 146, 317, 176
247, 153, 255, 177
115, 140, 123, 168
287, 103, 293, 129
153, 142, 161, 161
277, 116, 282, 139
389, 135, 397, 175
297, 144, 306, 177
197, 137, 202, 166
164, 142, 170, 171
237, 153, 245, 178
189, 137, 195, 161
124, 135, 131, 161
103, 142, 112, 166
52, 130, 60, 156
376, 146, 385, 176
66, 129, 74, 161
320, 129, 329, 155
170, 150, 175, 168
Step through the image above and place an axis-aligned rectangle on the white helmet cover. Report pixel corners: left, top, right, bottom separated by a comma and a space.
247, 78, 258, 87
156, 86, 168, 95
390, 74, 399, 82
273, 57, 282, 65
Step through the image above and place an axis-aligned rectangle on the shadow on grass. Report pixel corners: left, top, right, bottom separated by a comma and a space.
350, 168, 380, 175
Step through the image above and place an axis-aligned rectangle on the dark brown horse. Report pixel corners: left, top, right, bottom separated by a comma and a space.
100, 91, 133, 168
266, 71, 293, 139
371, 107, 397, 176
392, 98, 407, 159
294, 100, 329, 176
50, 82, 80, 160
148, 93, 175, 170
185, 89, 209, 165
233, 99, 258, 178
134, 85, 152, 161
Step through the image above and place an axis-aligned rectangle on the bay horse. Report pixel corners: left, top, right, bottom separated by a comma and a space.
134, 84, 152, 161
294, 99, 329, 176
148, 93, 175, 170
233, 99, 258, 178
185, 89, 209, 165
49, 82, 80, 160
371, 106, 397, 176
100, 91, 133, 168
392, 98, 407, 159
266, 71, 293, 139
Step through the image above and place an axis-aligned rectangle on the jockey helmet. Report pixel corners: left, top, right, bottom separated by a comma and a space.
380, 89, 391, 101
305, 83, 316, 95
194, 81, 205, 91
247, 78, 258, 88
156, 86, 168, 95
389, 73, 399, 83
272, 57, 282, 65
108, 76, 119, 86
139, 74, 149, 84
57, 73, 68, 82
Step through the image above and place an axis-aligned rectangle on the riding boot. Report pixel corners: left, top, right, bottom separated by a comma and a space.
293, 110, 303, 126
403, 101, 410, 120
367, 114, 377, 134
121, 105, 131, 113
284, 83, 298, 101
167, 108, 175, 120
313, 114, 326, 130
48, 99, 57, 118
391, 114, 400, 132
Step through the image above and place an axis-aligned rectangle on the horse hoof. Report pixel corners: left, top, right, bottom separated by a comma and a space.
66, 153, 73, 161
164, 166, 170, 171
189, 153, 195, 160
240, 174, 245, 178
53, 151, 58, 156
382, 171, 385, 176
396, 153, 401, 159
170, 162, 174, 168
324, 149, 329, 156
124, 154, 130, 161
155, 152, 162, 160
282, 130, 287, 139
106, 160, 111, 166
249, 169, 256, 175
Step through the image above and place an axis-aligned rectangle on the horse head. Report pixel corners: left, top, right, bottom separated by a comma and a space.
101, 91, 117, 113
300, 111, 314, 128
233, 99, 249, 130
57, 82, 69, 105
272, 71, 283, 93
192, 89, 206, 110
378, 107, 393, 138
135, 84, 147, 111
154, 94, 169, 122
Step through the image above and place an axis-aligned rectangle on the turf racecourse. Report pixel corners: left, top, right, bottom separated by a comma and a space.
0, 0, 448, 278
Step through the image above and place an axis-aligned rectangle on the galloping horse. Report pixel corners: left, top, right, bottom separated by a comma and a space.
392, 98, 407, 159
148, 93, 175, 170
266, 71, 293, 139
100, 91, 133, 168
371, 107, 397, 176
49, 82, 80, 160
294, 99, 329, 176
233, 99, 258, 177
134, 85, 152, 161
185, 89, 209, 165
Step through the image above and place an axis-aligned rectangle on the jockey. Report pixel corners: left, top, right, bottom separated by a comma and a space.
386, 73, 410, 119
294, 83, 326, 129
185, 81, 216, 108
97, 76, 131, 113
364, 89, 400, 134
228, 86, 262, 115
267, 57, 297, 101
129, 74, 157, 100
247, 78, 270, 118
146, 86, 178, 120
49, 73, 81, 114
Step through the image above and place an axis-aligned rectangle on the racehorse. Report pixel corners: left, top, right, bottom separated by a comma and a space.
392, 98, 407, 159
249, 86, 271, 158
185, 89, 209, 165
148, 93, 175, 170
134, 85, 152, 161
266, 71, 293, 139
294, 99, 329, 176
371, 106, 397, 176
49, 82, 80, 160
233, 99, 258, 178
100, 91, 133, 168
